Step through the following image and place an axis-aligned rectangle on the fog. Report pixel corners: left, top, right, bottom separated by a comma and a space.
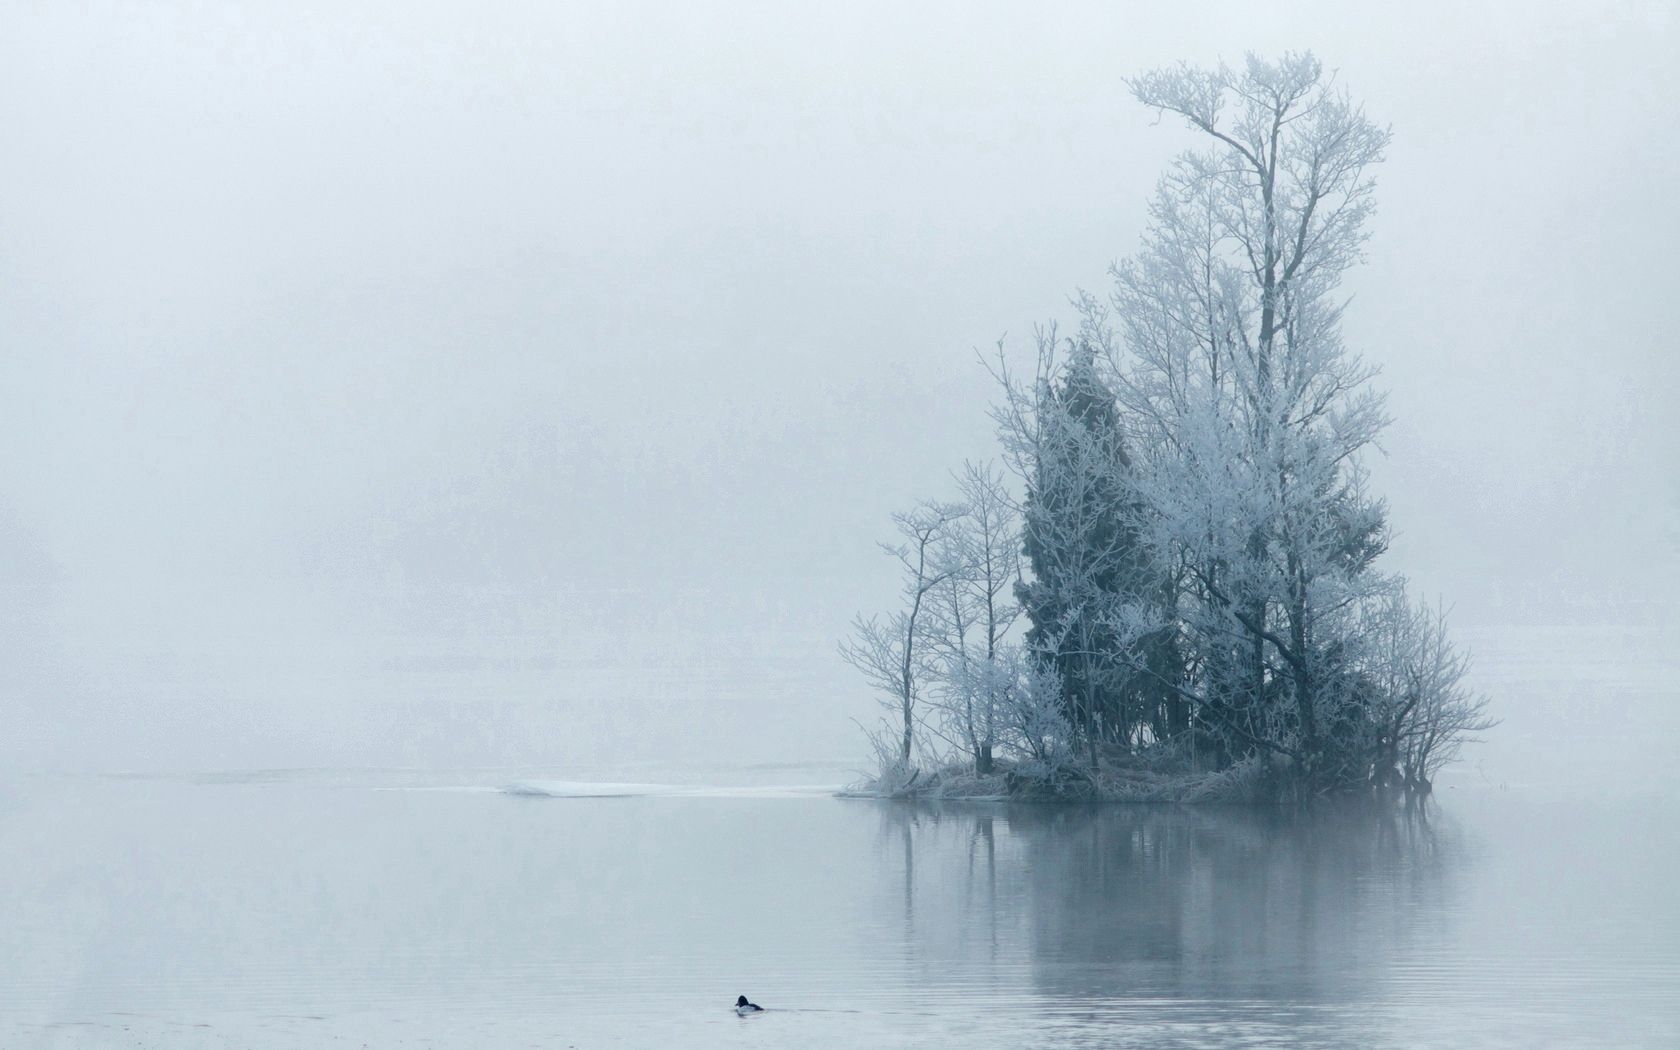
3, 0, 1676, 775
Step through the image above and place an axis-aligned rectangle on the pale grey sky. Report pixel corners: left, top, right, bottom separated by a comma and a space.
3, 0, 1676, 772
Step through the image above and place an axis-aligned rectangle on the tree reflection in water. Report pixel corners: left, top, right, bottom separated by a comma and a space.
869, 799, 1463, 1012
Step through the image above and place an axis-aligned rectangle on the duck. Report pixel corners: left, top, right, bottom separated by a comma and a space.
735, 995, 764, 1016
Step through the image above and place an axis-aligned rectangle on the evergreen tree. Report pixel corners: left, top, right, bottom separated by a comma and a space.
1015, 338, 1165, 752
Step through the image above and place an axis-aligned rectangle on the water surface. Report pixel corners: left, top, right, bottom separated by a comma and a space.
2, 767, 1676, 1048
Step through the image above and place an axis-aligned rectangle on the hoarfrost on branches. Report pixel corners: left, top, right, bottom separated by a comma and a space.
844, 52, 1492, 801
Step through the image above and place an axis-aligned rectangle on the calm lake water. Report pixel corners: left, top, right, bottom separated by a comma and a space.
2, 765, 1677, 1049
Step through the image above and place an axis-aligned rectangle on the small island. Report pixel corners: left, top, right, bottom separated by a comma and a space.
841, 53, 1492, 805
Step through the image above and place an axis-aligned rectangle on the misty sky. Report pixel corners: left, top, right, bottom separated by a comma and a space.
3, 1, 1676, 773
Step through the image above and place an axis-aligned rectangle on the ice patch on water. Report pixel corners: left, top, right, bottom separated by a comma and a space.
503, 781, 675, 798
502, 780, 839, 799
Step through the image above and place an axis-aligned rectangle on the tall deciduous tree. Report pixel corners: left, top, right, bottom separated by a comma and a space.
840, 501, 965, 770
925, 462, 1022, 774
1111, 52, 1395, 785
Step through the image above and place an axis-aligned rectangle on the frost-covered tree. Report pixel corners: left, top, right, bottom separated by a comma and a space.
991, 642, 1080, 780
840, 501, 965, 770
992, 327, 1147, 757
1361, 594, 1495, 791
989, 316, 1187, 762
844, 52, 1489, 800
1107, 52, 1396, 786
924, 462, 1022, 774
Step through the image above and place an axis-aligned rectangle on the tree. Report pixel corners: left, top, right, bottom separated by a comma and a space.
988, 307, 1189, 765
1108, 52, 1395, 787
1375, 596, 1496, 791
845, 51, 1491, 800
840, 501, 965, 771
991, 326, 1134, 759
924, 462, 1022, 774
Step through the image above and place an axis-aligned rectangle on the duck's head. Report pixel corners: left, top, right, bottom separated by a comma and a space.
736, 996, 750, 1007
